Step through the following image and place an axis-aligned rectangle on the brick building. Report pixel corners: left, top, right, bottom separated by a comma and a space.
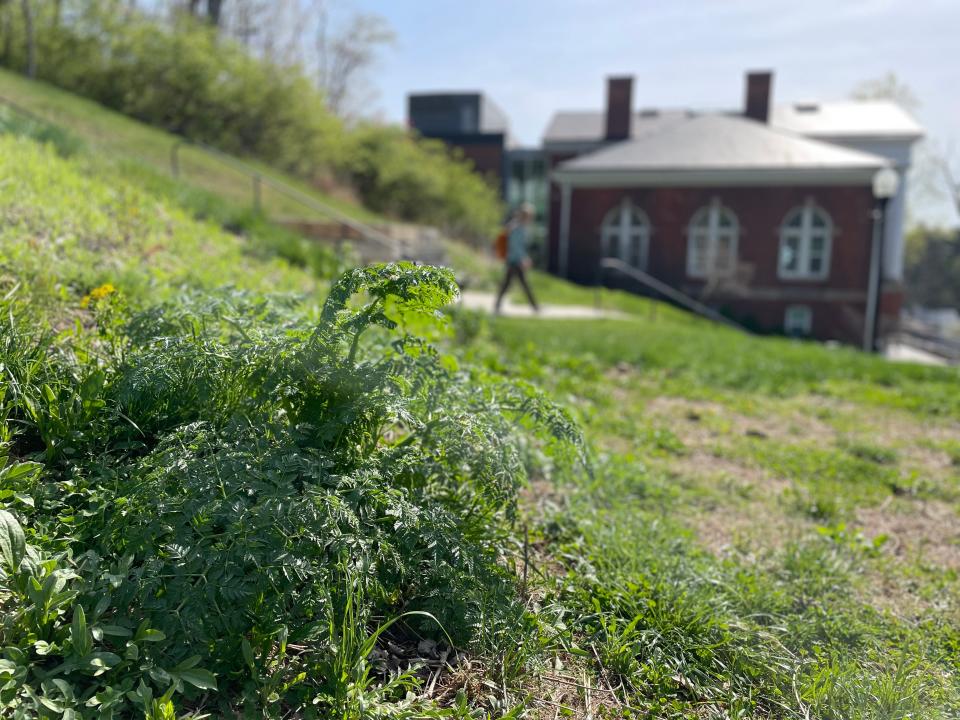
408, 73, 923, 347
545, 72, 923, 345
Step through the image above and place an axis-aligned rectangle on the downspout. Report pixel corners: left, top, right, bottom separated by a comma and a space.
558, 182, 572, 278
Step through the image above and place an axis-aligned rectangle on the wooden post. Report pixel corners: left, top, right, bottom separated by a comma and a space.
252, 173, 262, 213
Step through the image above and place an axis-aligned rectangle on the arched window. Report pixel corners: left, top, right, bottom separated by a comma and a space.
779, 202, 832, 280
601, 200, 651, 270
687, 199, 738, 278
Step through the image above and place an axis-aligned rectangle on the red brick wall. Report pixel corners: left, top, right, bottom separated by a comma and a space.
549, 183, 882, 344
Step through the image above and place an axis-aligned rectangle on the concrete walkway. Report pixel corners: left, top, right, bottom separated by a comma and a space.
884, 342, 948, 366
459, 290, 626, 320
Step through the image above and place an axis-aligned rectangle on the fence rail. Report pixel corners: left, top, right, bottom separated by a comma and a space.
891, 322, 960, 365
169, 139, 397, 254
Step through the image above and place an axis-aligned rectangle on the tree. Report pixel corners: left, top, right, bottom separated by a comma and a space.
315, 4, 394, 117
184, 0, 224, 27
0, 0, 13, 64
904, 226, 960, 308
851, 72, 958, 229
206, 0, 223, 26
852, 72, 920, 112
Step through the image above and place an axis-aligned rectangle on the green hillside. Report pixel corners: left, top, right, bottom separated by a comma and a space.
0, 134, 319, 312
1, 81, 960, 718
0, 68, 380, 225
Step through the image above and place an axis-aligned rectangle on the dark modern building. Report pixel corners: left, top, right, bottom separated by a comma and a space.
407, 92, 511, 193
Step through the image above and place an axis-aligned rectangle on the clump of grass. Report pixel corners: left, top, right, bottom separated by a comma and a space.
839, 439, 899, 466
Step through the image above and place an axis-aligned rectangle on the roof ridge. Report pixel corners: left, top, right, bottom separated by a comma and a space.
555, 112, 891, 175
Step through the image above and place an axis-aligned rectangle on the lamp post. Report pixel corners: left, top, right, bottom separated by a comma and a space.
864, 167, 900, 353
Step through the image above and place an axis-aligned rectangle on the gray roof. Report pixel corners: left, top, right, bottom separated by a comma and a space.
769, 100, 923, 140
554, 114, 889, 177
543, 109, 691, 144
543, 101, 923, 144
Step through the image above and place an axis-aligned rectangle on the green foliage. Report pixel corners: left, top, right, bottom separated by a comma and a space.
0, 263, 581, 717
904, 225, 960, 309
349, 125, 502, 240
0, 1, 502, 239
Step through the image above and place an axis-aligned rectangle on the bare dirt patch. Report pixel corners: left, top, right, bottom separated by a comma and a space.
644, 395, 835, 450
660, 448, 799, 554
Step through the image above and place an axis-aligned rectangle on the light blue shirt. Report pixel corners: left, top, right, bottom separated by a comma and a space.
506, 223, 528, 265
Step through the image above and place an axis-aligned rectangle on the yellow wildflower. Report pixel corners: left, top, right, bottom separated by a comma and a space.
80, 282, 116, 308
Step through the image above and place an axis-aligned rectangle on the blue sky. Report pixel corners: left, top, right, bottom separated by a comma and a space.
360, 0, 959, 226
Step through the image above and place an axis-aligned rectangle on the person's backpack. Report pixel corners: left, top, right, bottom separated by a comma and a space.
494, 228, 508, 260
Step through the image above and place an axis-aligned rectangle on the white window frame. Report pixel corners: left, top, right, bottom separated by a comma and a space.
778, 201, 833, 281
601, 198, 651, 271
686, 198, 739, 279
784, 304, 813, 336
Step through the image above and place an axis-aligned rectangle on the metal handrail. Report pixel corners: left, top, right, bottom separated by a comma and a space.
597, 257, 748, 333
170, 139, 397, 252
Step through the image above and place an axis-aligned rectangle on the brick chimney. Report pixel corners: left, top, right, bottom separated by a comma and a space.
744, 71, 773, 123
605, 76, 633, 141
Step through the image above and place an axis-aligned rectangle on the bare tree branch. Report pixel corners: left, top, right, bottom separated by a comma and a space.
316, 9, 394, 117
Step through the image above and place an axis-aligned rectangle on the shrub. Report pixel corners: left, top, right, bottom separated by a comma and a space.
347, 125, 502, 241
0, 264, 581, 717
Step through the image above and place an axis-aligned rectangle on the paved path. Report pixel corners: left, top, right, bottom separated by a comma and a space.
884, 342, 948, 366
459, 290, 626, 320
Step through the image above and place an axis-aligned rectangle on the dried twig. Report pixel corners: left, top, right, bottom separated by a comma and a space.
590, 643, 623, 707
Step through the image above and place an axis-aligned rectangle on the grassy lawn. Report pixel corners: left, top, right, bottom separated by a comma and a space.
457, 312, 960, 717
3, 108, 960, 717
425, 238, 960, 715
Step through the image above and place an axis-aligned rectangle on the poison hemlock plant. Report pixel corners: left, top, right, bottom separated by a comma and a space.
0, 263, 582, 718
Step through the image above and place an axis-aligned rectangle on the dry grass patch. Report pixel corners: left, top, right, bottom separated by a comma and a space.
855, 498, 960, 571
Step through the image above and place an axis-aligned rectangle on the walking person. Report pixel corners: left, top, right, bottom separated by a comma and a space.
494, 202, 539, 314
